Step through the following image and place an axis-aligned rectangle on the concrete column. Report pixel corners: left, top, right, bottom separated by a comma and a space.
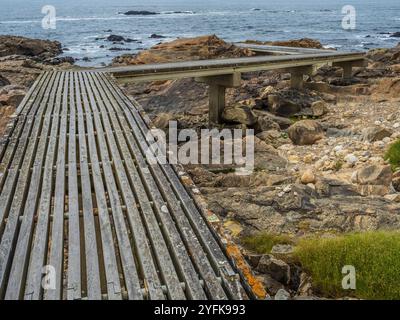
195, 72, 241, 125
288, 66, 313, 90
333, 60, 365, 80
209, 84, 226, 124
341, 62, 353, 80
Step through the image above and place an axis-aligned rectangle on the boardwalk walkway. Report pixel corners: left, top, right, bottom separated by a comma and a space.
0, 71, 248, 300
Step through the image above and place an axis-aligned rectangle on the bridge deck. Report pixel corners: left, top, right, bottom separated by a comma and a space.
0, 71, 248, 300
98, 51, 365, 82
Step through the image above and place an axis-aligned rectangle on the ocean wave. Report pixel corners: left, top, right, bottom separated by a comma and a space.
0, 16, 139, 24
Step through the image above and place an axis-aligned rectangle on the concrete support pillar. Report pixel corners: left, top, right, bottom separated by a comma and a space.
195, 72, 241, 125
288, 66, 313, 90
209, 84, 226, 124
333, 61, 353, 80
333, 60, 365, 80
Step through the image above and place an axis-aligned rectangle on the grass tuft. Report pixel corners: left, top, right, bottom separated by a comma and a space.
294, 231, 400, 299
384, 139, 400, 171
241, 233, 292, 254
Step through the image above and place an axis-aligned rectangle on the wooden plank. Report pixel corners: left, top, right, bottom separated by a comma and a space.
84, 72, 186, 300
76, 72, 143, 300
20, 72, 64, 300
79, 72, 164, 300
74, 72, 102, 300
66, 71, 81, 300
75, 72, 123, 300
0, 73, 52, 220
101, 73, 245, 298
0, 72, 59, 297
90, 72, 206, 300
45, 72, 70, 300
96, 73, 228, 299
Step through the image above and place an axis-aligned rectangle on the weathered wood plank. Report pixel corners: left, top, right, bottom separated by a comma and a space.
91, 73, 207, 299
74, 72, 102, 300
21, 72, 64, 300
0, 72, 59, 298
45, 72, 70, 300
97, 73, 228, 299
85, 72, 186, 299
66, 71, 81, 300
77, 72, 143, 300
0, 72, 52, 227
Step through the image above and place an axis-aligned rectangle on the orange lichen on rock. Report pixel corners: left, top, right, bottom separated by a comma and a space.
226, 243, 267, 299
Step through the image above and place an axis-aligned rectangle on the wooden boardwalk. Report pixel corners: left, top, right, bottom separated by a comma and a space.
0, 71, 249, 300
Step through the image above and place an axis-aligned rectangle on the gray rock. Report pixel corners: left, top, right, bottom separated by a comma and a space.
362, 126, 393, 142
261, 274, 285, 296
222, 105, 257, 125
311, 100, 328, 116
256, 130, 288, 148
268, 94, 301, 116
253, 110, 292, 129
256, 254, 291, 284
356, 164, 393, 186
271, 244, 294, 259
288, 120, 325, 145
255, 116, 280, 132
274, 288, 291, 300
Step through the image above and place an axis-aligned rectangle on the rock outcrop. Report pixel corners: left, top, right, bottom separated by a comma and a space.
0, 35, 62, 59
112, 34, 255, 65
243, 38, 324, 49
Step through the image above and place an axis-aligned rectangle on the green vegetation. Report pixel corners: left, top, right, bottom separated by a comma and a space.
241, 233, 292, 254
333, 160, 344, 171
294, 231, 400, 299
384, 139, 400, 171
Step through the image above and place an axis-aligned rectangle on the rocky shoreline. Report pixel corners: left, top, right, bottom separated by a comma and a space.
1, 34, 400, 300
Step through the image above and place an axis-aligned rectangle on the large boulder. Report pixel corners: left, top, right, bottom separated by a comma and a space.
0, 35, 62, 59
222, 104, 257, 125
353, 164, 393, 196
355, 165, 393, 186
266, 88, 318, 117
288, 120, 325, 145
268, 94, 300, 116
310, 100, 328, 116
362, 126, 393, 142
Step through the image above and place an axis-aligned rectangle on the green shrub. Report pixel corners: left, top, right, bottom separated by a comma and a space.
294, 231, 400, 299
241, 233, 292, 254
384, 139, 400, 171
